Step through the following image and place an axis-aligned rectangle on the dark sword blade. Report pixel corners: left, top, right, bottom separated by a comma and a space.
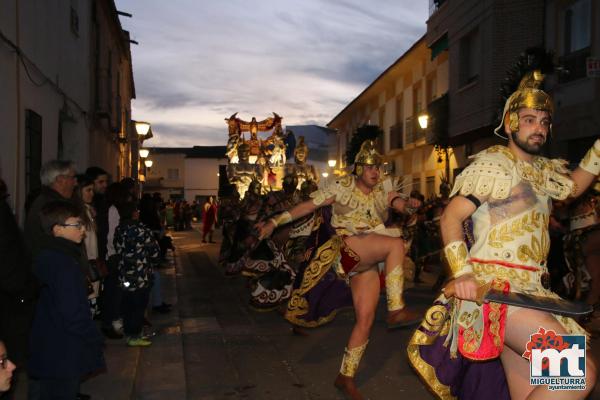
484, 289, 593, 318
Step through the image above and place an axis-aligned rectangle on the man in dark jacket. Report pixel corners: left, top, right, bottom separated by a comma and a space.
24, 160, 77, 257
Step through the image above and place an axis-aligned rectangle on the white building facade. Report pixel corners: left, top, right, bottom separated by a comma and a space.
145, 146, 227, 203
0, 0, 135, 220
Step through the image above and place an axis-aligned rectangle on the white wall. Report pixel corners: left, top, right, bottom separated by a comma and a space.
0, 0, 92, 217
184, 158, 227, 201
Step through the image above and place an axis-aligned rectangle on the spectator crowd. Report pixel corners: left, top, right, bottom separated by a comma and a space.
0, 160, 175, 399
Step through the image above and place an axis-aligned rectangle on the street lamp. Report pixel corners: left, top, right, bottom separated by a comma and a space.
135, 121, 151, 137
418, 113, 429, 130
139, 148, 149, 159
144, 159, 153, 168
322, 172, 329, 178
328, 159, 337, 168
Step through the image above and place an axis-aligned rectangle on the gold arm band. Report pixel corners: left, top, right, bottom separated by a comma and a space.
271, 211, 293, 227
443, 241, 473, 278
579, 139, 600, 176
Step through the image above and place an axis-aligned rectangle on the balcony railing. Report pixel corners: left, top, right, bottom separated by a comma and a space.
405, 117, 425, 145
389, 123, 404, 150
425, 93, 449, 146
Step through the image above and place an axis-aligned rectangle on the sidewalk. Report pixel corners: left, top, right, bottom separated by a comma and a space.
81, 230, 188, 399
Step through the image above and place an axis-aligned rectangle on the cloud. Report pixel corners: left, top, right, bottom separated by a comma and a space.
149, 122, 228, 147
117, 0, 428, 147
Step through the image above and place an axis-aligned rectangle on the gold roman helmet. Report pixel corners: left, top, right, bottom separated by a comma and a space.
494, 70, 554, 139
354, 140, 383, 176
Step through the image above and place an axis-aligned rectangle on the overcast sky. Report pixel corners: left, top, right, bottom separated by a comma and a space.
115, 1, 428, 147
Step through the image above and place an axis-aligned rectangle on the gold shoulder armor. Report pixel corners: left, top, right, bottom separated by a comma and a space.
310, 189, 331, 206
450, 146, 514, 200
527, 156, 574, 200
337, 175, 354, 188
309, 176, 354, 206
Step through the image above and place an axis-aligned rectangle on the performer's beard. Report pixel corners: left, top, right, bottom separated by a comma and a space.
510, 131, 546, 155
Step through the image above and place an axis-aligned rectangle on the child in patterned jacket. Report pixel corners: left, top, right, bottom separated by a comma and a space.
114, 202, 160, 346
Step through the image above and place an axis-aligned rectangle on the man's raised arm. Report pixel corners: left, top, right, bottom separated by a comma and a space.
257, 195, 335, 240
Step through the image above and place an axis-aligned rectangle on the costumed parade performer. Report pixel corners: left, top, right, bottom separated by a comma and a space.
202, 196, 218, 243
283, 179, 321, 272
407, 67, 600, 399
223, 178, 264, 275
258, 140, 422, 400
245, 173, 301, 310
217, 185, 240, 268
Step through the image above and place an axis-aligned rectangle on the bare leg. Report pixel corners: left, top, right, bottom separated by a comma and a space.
347, 269, 380, 349
334, 269, 378, 400
345, 234, 420, 328
501, 308, 597, 399
335, 234, 419, 399
345, 234, 405, 277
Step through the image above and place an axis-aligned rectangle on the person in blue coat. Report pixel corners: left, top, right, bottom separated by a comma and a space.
28, 201, 105, 400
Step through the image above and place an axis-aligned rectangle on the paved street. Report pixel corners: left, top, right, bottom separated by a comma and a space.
80, 226, 600, 399
81, 226, 436, 399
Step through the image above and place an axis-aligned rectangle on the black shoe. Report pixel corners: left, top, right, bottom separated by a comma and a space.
76, 393, 91, 400
101, 327, 123, 339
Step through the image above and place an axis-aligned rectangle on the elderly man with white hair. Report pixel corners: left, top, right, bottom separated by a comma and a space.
24, 160, 77, 257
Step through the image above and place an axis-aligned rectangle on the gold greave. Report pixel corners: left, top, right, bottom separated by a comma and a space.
340, 341, 368, 377
386, 264, 405, 311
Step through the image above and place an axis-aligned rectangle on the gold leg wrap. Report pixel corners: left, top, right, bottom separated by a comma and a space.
386, 264, 405, 311
340, 341, 368, 377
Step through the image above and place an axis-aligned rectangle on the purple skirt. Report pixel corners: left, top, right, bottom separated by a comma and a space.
407, 300, 510, 399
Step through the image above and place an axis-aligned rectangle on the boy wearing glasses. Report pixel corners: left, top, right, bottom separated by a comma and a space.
28, 201, 105, 400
